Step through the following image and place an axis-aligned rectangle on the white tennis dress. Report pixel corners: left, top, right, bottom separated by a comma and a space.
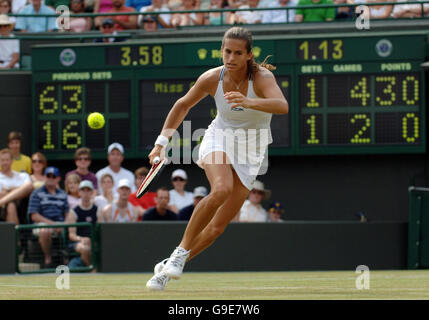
197, 67, 273, 190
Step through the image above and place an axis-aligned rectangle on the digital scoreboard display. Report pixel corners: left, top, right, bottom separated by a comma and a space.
31, 32, 427, 159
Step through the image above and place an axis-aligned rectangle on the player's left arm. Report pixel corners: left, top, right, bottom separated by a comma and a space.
225, 68, 289, 114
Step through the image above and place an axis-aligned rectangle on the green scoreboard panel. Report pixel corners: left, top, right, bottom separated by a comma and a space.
31, 32, 427, 159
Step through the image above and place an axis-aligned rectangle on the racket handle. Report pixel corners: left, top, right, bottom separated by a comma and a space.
153, 156, 160, 164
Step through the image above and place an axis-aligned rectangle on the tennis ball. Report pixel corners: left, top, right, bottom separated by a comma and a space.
87, 112, 105, 129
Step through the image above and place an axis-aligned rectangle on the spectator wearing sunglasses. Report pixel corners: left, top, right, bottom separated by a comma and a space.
168, 169, 193, 214
65, 147, 98, 194
236, 180, 270, 222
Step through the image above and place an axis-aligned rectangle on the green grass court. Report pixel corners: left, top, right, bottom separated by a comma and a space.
1, 270, 429, 300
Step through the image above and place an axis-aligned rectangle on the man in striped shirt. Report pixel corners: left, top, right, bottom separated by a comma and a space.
28, 167, 72, 268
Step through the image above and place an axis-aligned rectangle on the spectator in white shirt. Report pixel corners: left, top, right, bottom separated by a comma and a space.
138, 0, 171, 28
234, 0, 263, 24
95, 142, 135, 198
168, 169, 193, 214
0, 148, 31, 224
0, 14, 19, 69
236, 180, 270, 222
262, 0, 297, 24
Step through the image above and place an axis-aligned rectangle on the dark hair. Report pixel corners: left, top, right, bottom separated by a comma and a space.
156, 186, 169, 194
221, 27, 276, 78
135, 167, 150, 177
31, 152, 47, 173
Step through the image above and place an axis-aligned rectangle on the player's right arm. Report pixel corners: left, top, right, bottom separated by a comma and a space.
148, 68, 220, 164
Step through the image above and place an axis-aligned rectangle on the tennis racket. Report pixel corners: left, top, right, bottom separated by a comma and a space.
136, 156, 166, 199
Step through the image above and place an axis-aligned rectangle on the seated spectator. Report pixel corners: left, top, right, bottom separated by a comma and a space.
0, 151, 46, 216
94, 0, 114, 15
6, 131, 31, 174
142, 187, 177, 221
236, 180, 270, 222
94, 173, 114, 210
178, 186, 208, 221
30, 152, 47, 190
65, 180, 101, 267
0, 15, 19, 70
65, 147, 98, 192
0, 148, 31, 224
366, 0, 393, 19
15, 0, 57, 32
262, 0, 297, 23
95, 142, 135, 198
168, 168, 193, 213
95, 0, 137, 30
334, 0, 353, 20
94, 18, 126, 42
65, 173, 81, 209
233, 0, 263, 24
295, 0, 335, 22
102, 179, 140, 222
170, 0, 204, 27
391, 0, 428, 18
268, 201, 285, 222
45, 0, 70, 10
138, 0, 171, 28
128, 167, 157, 220
69, 0, 93, 32
140, 14, 159, 30
0, 0, 16, 27
28, 167, 71, 267
126, 0, 151, 11
204, 0, 230, 25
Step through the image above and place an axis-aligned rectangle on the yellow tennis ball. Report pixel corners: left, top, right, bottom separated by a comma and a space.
87, 112, 105, 129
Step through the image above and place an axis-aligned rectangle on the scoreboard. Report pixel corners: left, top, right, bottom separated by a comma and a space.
31, 31, 427, 159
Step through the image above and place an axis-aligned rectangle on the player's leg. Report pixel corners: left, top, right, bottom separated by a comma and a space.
187, 169, 249, 261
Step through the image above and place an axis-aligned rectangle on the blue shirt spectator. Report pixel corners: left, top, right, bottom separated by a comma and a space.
28, 167, 69, 223
177, 186, 208, 221
142, 207, 177, 220
15, 0, 57, 32
125, 0, 151, 11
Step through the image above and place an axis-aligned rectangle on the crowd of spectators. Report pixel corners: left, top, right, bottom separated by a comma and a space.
1, 0, 428, 70
0, 131, 286, 267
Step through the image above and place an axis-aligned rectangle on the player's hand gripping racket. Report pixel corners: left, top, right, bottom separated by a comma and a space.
136, 156, 166, 198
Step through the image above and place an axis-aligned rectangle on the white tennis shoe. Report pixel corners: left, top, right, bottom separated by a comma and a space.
154, 258, 169, 274
146, 271, 170, 291
163, 247, 190, 280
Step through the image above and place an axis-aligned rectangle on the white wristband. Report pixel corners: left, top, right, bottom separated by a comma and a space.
155, 135, 169, 147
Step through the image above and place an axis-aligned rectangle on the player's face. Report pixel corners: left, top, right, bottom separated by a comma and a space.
222, 38, 252, 72
0, 153, 12, 172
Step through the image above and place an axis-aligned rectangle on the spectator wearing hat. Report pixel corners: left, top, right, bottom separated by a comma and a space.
128, 167, 157, 220
142, 187, 177, 221
66, 147, 98, 193
236, 180, 270, 222
15, 0, 57, 32
102, 178, 140, 222
66, 180, 102, 267
94, 18, 126, 42
96, 142, 135, 197
178, 186, 208, 221
268, 201, 285, 222
0, 148, 31, 224
0, 1, 16, 28
97, 0, 137, 31
169, 168, 193, 214
0, 15, 19, 69
138, 0, 171, 29
28, 166, 72, 267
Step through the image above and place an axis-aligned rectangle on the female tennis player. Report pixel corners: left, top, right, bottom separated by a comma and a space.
146, 26, 288, 290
